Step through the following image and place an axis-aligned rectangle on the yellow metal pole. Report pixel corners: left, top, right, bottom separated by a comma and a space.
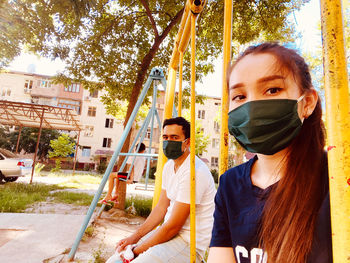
178, 52, 184, 117
190, 12, 196, 263
152, 67, 177, 208
179, 14, 192, 53
319, 0, 350, 262
153, 1, 190, 201
153, 0, 205, 209
169, 1, 191, 70
219, 0, 233, 176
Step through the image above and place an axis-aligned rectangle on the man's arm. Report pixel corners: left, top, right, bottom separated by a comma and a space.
116, 189, 170, 252
133, 200, 190, 256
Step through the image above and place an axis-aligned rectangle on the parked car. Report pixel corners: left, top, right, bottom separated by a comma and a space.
0, 148, 33, 182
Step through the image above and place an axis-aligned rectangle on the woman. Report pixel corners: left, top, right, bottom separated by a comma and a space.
207, 43, 332, 263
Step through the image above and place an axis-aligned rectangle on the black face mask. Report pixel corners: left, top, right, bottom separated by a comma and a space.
163, 139, 188, 159
228, 96, 304, 155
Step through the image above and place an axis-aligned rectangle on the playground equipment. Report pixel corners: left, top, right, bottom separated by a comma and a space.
96, 67, 168, 215
69, 0, 349, 261
68, 67, 172, 260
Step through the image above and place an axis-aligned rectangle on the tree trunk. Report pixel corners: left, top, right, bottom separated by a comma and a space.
116, 8, 184, 210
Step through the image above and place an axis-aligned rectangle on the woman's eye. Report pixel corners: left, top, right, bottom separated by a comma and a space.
266, 87, 282, 95
232, 94, 246, 101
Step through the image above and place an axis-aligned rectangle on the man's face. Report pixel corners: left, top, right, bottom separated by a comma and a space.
163, 124, 190, 151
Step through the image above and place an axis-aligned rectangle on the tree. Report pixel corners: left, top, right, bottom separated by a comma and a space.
1, 0, 306, 118
303, 0, 349, 97
48, 133, 75, 171
183, 110, 209, 155
174, 86, 206, 110
0, 127, 60, 159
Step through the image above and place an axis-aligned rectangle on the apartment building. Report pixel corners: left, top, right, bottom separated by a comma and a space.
195, 96, 222, 170
0, 70, 224, 172
78, 89, 124, 168
0, 71, 39, 103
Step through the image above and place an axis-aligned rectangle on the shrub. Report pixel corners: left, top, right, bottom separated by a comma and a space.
125, 196, 152, 218
34, 163, 45, 175
149, 166, 157, 179
97, 162, 107, 174
50, 159, 61, 173
211, 169, 219, 184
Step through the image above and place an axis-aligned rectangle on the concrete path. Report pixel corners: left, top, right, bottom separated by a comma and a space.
0, 213, 86, 263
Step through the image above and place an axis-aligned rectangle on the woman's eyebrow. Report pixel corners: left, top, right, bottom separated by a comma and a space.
229, 83, 244, 90
258, 75, 285, 83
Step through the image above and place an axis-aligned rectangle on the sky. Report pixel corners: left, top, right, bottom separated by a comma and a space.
8, 0, 323, 98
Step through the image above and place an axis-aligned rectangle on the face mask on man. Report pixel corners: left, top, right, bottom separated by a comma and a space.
163, 139, 188, 160
228, 95, 305, 155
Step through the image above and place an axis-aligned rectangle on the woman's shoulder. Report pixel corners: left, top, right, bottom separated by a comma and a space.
219, 157, 256, 187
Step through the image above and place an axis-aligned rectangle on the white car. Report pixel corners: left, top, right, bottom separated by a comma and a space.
0, 148, 33, 182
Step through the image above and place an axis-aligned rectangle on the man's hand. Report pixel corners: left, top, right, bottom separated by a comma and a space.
116, 233, 141, 252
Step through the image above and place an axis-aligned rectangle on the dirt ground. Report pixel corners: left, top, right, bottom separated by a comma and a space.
24, 201, 146, 263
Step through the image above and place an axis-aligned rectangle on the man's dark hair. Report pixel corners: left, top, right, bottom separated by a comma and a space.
163, 117, 190, 139
136, 143, 146, 152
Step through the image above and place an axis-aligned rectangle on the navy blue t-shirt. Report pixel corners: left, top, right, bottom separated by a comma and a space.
210, 156, 332, 263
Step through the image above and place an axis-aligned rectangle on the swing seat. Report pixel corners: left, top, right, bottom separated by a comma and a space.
117, 172, 128, 181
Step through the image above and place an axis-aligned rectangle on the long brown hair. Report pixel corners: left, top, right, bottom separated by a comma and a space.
228, 42, 326, 262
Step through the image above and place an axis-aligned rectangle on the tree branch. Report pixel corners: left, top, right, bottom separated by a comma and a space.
159, 7, 184, 40
139, 0, 159, 38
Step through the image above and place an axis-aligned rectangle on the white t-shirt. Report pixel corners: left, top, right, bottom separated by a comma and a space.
127, 156, 146, 182
161, 154, 216, 252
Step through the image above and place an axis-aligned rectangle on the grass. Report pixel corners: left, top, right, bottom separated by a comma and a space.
0, 183, 63, 213
57, 175, 102, 189
50, 191, 94, 206
0, 175, 153, 218
91, 244, 105, 263
125, 195, 153, 218
0, 182, 94, 213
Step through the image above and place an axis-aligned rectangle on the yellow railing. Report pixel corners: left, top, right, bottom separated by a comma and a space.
320, 0, 350, 261
219, 0, 233, 177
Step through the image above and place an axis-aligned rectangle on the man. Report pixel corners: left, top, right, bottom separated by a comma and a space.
116, 117, 216, 262
127, 143, 146, 184
100, 143, 146, 203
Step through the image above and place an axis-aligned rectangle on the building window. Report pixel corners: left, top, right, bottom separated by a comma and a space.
84, 126, 94, 137
198, 110, 205, 119
90, 90, 98, 98
215, 102, 221, 106
82, 146, 91, 157
212, 138, 219, 148
37, 79, 51, 88
58, 99, 81, 114
64, 83, 80, 93
105, 118, 114, 128
1, 88, 11, 97
24, 80, 33, 93
214, 121, 220, 133
211, 157, 219, 167
88, 107, 96, 117
102, 138, 112, 148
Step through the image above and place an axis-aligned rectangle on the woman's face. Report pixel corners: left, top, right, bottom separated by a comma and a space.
228, 53, 305, 119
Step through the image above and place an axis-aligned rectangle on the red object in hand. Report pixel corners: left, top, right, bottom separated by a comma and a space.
327, 145, 336, 151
